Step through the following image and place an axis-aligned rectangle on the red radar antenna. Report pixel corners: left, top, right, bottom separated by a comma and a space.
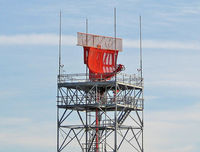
77, 32, 124, 81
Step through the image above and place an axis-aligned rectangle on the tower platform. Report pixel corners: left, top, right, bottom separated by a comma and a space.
58, 80, 142, 91
58, 102, 143, 112
58, 73, 143, 90
57, 73, 143, 111
57, 73, 144, 152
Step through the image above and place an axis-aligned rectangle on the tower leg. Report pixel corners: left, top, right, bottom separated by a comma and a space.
96, 108, 99, 152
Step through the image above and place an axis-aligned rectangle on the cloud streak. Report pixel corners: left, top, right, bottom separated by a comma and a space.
145, 102, 200, 152
124, 39, 200, 50
1, 102, 199, 152
0, 34, 76, 46
146, 80, 200, 89
0, 34, 200, 50
0, 117, 55, 149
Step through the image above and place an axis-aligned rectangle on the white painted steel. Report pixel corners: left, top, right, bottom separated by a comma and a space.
77, 32, 123, 52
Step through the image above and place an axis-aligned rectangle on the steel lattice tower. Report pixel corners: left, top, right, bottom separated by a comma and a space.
57, 72, 144, 152
56, 12, 144, 152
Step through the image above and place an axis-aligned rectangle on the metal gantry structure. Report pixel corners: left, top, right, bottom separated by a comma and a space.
56, 11, 144, 152
57, 72, 144, 152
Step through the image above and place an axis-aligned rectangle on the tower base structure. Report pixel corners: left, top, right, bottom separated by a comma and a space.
57, 73, 144, 152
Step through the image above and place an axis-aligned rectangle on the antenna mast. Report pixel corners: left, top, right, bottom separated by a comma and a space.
139, 16, 143, 79
86, 18, 88, 79
58, 11, 62, 79
114, 7, 118, 152
140, 15, 144, 152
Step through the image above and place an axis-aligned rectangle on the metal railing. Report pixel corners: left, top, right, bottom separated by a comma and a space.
82, 142, 103, 152
57, 95, 143, 110
58, 73, 143, 87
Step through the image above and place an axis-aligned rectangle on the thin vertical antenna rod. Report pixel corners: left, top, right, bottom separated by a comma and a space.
114, 8, 117, 68
86, 18, 88, 80
58, 11, 62, 78
114, 7, 118, 152
86, 18, 88, 44
57, 10, 62, 152
139, 15, 143, 79
140, 15, 144, 152
85, 17, 88, 152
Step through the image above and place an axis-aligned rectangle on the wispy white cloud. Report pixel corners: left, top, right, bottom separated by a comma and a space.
144, 95, 159, 101
0, 102, 199, 152
0, 34, 76, 46
0, 34, 200, 50
0, 114, 84, 150
0, 117, 30, 126
170, 5, 200, 16
146, 80, 200, 89
0, 89, 22, 99
0, 117, 55, 149
124, 39, 200, 50
145, 102, 200, 152
181, 6, 200, 15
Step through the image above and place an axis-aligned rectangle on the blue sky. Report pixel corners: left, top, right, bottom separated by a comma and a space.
0, 0, 200, 152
